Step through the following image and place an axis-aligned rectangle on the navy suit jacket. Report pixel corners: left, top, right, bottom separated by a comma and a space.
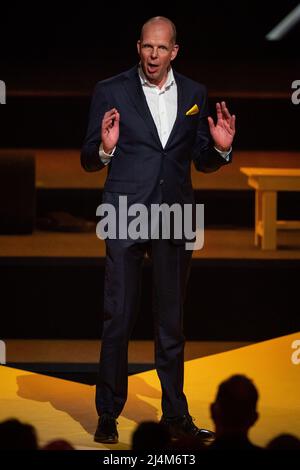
81, 65, 232, 223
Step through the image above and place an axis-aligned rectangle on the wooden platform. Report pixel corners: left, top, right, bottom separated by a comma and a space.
0, 149, 299, 190
0, 228, 299, 260
3, 340, 252, 364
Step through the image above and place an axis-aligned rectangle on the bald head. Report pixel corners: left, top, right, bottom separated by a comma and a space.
140, 16, 177, 45
137, 15, 179, 88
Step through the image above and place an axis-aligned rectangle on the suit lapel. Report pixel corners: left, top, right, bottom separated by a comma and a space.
122, 67, 162, 147
164, 72, 186, 149
122, 67, 189, 150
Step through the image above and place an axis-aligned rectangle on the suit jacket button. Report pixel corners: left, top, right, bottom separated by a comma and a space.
159, 179, 164, 184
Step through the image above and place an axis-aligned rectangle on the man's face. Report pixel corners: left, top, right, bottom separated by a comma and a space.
137, 21, 179, 88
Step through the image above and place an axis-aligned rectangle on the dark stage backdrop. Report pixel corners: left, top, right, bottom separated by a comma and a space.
1, 1, 300, 150
1, 1, 300, 90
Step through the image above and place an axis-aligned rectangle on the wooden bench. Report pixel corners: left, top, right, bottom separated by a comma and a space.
240, 167, 300, 250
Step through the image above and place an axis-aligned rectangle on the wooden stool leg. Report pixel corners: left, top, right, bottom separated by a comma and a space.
255, 190, 262, 246
262, 191, 277, 250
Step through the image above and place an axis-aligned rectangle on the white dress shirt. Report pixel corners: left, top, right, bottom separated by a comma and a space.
139, 66, 177, 147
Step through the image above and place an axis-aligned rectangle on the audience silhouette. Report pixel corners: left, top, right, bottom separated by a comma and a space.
42, 439, 75, 451
131, 421, 171, 452
266, 434, 300, 451
0, 418, 38, 450
208, 374, 263, 451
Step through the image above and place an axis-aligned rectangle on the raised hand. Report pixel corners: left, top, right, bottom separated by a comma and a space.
208, 101, 236, 152
101, 108, 120, 154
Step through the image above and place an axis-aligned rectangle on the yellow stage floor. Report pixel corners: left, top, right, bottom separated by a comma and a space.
0, 332, 299, 450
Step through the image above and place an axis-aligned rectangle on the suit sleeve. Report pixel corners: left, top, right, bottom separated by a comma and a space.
81, 83, 110, 172
192, 85, 232, 173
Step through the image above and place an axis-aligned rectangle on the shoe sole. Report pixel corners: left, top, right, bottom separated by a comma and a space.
94, 436, 119, 444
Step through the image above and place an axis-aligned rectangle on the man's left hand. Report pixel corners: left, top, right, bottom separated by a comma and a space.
208, 101, 236, 152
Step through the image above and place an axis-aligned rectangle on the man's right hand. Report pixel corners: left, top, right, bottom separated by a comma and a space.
101, 108, 120, 154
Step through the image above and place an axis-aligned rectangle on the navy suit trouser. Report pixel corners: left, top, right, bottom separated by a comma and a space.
96, 236, 193, 418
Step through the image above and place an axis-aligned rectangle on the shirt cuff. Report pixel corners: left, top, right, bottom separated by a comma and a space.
99, 143, 116, 165
214, 146, 232, 162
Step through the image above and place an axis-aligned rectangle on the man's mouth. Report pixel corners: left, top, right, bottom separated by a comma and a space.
147, 63, 159, 73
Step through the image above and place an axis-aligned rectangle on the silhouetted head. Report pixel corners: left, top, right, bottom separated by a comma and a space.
0, 418, 38, 450
131, 421, 171, 451
210, 375, 259, 436
42, 439, 75, 450
267, 433, 300, 450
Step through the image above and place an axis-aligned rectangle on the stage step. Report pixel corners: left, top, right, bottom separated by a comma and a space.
0, 229, 299, 341
3, 339, 251, 362
3, 339, 252, 381
0, 229, 300, 259
1, 149, 299, 190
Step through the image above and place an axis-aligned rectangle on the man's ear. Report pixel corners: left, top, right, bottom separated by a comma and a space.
137, 40, 141, 55
170, 44, 179, 61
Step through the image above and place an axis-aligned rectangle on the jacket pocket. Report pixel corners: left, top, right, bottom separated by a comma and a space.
104, 179, 137, 194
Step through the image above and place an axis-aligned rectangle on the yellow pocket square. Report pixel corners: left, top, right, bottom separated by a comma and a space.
185, 104, 199, 116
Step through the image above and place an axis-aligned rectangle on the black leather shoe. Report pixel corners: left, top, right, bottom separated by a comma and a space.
94, 413, 118, 444
160, 415, 215, 441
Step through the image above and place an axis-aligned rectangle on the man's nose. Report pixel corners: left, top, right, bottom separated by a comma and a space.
151, 47, 158, 58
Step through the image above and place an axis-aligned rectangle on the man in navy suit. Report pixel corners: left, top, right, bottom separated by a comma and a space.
81, 16, 236, 444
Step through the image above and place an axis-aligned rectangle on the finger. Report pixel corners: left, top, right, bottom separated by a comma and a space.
221, 101, 231, 121
216, 102, 223, 121
103, 109, 118, 122
230, 114, 236, 132
102, 117, 115, 130
105, 108, 118, 116
207, 116, 215, 131
102, 115, 115, 124
102, 112, 118, 127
